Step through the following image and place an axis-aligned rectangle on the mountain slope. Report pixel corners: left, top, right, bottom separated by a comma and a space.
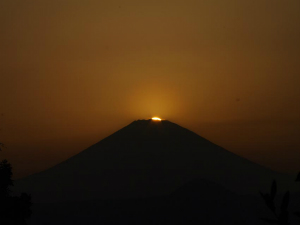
30, 179, 261, 225
14, 119, 289, 202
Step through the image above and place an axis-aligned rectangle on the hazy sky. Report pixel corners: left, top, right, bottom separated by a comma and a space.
1, 0, 299, 178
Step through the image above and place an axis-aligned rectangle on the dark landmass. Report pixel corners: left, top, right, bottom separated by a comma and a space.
12, 119, 299, 224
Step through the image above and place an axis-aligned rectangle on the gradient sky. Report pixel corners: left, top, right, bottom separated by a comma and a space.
0, 0, 299, 178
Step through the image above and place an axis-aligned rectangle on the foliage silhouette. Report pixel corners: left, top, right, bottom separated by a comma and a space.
296, 172, 300, 182
0, 159, 13, 197
0, 143, 32, 225
261, 172, 300, 225
0, 142, 4, 151
294, 172, 300, 220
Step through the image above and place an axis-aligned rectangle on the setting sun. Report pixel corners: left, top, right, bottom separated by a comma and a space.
152, 117, 162, 121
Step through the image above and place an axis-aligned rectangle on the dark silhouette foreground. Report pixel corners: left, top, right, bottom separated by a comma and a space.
260, 172, 300, 225
1, 144, 31, 225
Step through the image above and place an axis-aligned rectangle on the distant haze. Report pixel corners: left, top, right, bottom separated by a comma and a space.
0, 0, 299, 178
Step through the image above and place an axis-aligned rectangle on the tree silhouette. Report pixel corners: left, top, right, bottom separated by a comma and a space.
0, 143, 32, 225
260, 172, 300, 225
0, 159, 13, 197
0, 142, 4, 150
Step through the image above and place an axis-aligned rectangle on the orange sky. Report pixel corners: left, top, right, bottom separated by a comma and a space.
0, 0, 300, 178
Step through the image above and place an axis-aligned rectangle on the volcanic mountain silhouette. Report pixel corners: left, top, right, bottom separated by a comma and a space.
15, 119, 288, 202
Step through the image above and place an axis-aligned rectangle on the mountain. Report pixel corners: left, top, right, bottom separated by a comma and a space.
30, 179, 262, 225
14, 119, 290, 203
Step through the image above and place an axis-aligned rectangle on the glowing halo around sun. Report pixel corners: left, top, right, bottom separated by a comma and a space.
152, 117, 162, 121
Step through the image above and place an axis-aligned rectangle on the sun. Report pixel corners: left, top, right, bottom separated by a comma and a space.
152, 117, 162, 121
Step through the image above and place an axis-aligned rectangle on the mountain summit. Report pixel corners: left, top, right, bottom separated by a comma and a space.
15, 119, 287, 202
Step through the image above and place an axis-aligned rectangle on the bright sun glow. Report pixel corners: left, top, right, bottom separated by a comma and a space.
152, 117, 162, 121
